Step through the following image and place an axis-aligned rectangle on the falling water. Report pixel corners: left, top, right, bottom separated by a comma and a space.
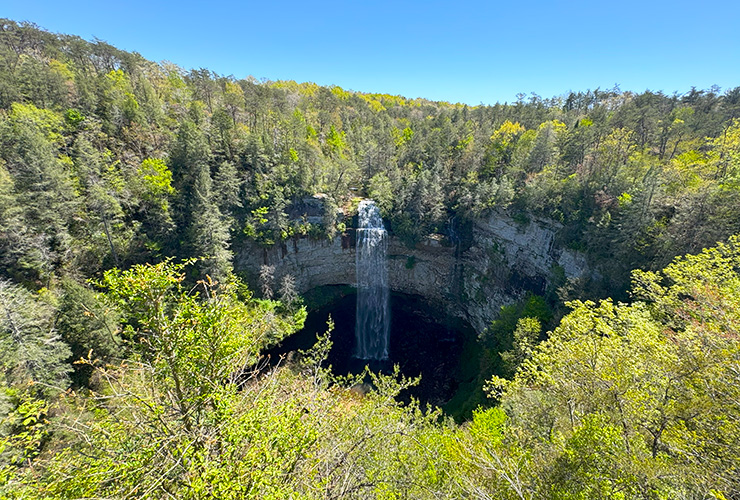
354, 200, 390, 360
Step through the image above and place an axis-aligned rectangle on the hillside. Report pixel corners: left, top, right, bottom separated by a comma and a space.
1, 19, 740, 499
1, 19, 739, 289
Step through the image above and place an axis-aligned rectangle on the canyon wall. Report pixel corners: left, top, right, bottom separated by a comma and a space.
235, 212, 588, 332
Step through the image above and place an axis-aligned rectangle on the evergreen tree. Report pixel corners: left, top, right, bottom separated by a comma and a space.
188, 162, 233, 280
0, 280, 70, 397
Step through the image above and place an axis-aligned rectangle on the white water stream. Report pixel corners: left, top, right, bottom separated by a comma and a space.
354, 200, 390, 360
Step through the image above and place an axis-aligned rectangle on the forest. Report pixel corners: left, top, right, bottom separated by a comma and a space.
1, 18, 739, 499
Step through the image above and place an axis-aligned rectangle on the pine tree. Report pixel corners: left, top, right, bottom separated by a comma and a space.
188, 162, 233, 280
0, 280, 71, 396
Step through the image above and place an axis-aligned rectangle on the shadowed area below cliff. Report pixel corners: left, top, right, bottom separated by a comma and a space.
263, 286, 477, 409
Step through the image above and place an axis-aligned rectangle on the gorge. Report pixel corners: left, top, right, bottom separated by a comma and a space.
238, 202, 591, 407
236, 203, 590, 333
4, 18, 740, 497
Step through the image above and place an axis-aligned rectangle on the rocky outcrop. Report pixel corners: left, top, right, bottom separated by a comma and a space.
237, 236, 356, 295
458, 213, 588, 330
235, 211, 588, 332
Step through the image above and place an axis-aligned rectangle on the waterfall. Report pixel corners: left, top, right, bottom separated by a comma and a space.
354, 200, 390, 360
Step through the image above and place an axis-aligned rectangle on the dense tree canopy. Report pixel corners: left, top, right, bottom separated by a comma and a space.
1, 19, 739, 290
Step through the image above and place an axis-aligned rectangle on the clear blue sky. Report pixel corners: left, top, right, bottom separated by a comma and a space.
4, 0, 740, 105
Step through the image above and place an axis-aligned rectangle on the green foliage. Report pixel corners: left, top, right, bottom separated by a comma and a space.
483, 293, 551, 373
56, 278, 120, 386
5, 261, 459, 499
101, 260, 304, 383
244, 205, 279, 246
137, 158, 175, 209
6, 260, 310, 497
447, 405, 531, 499
490, 234, 740, 497
0, 101, 76, 281
0, 18, 738, 289
7, 102, 64, 144
483, 120, 526, 178
367, 172, 394, 216
499, 317, 540, 375
2, 19, 740, 499
548, 414, 646, 499
0, 392, 50, 489
63, 108, 85, 129
326, 124, 347, 158
187, 161, 233, 279
0, 280, 70, 397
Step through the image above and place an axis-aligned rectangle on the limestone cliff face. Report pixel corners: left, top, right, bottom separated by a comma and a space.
237, 236, 356, 294
235, 212, 588, 332
458, 214, 588, 330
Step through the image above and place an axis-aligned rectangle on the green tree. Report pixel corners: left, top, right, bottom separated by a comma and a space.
56, 278, 120, 386
489, 236, 740, 497
0, 164, 26, 281
101, 69, 141, 133
367, 171, 394, 216
70, 134, 133, 270
212, 160, 243, 218
0, 281, 70, 397
133, 157, 176, 246
187, 162, 233, 280
0, 103, 77, 282
526, 120, 565, 172
11, 261, 316, 498
632, 235, 740, 490
482, 120, 526, 179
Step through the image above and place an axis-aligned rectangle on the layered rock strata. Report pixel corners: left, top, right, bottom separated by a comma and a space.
235, 212, 588, 332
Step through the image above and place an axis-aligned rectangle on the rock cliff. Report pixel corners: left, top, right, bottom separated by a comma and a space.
235, 212, 588, 332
